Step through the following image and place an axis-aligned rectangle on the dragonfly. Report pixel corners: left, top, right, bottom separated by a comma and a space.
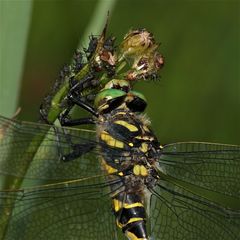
0, 77, 240, 240
0, 23, 239, 239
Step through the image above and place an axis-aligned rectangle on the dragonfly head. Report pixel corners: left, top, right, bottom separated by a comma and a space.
94, 88, 147, 114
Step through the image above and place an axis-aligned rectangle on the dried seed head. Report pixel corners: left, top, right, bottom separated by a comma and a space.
100, 50, 116, 66
126, 46, 164, 81
120, 29, 155, 59
120, 28, 164, 80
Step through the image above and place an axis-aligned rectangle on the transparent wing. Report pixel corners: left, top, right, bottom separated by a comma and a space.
159, 142, 240, 199
150, 142, 240, 239
150, 182, 240, 240
0, 116, 127, 240
0, 177, 125, 240
0, 115, 100, 180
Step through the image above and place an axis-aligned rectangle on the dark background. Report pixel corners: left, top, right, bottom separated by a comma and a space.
1, 0, 239, 145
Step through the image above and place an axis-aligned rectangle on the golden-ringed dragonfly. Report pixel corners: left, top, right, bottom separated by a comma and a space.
0, 78, 240, 240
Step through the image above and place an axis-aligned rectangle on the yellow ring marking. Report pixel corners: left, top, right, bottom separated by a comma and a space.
127, 217, 144, 225
125, 231, 147, 240
113, 199, 144, 212
124, 202, 144, 209
116, 217, 144, 228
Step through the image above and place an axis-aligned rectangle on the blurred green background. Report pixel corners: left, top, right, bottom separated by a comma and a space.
0, 0, 239, 145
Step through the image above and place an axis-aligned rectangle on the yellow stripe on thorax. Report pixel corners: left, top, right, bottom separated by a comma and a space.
100, 131, 124, 148
114, 120, 138, 132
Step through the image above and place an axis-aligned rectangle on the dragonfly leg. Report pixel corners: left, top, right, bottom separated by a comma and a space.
69, 74, 99, 93
53, 125, 96, 162
56, 115, 96, 162
59, 115, 95, 127
67, 93, 98, 117
55, 74, 99, 125
60, 142, 96, 162
59, 92, 96, 127
56, 100, 97, 162
54, 74, 99, 161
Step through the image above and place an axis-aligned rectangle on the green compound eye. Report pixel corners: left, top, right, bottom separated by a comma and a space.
94, 89, 126, 109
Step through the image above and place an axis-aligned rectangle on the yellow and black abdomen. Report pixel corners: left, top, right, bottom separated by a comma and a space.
113, 193, 148, 240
